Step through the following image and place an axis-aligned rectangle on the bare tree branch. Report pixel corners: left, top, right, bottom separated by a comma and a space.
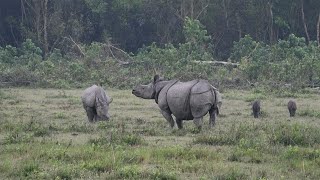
196, 4, 209, 19
64, 36, 85, 57
103, 43, 132, 65
301, 0, 310, 44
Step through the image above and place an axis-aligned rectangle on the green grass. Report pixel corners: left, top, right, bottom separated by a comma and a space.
1, 88, 320, 179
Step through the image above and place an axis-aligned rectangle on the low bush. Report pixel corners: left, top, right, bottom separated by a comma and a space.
115, 165, 177, 180
214, 168, 248, 180
268, 123, 320, 147
194, 123, 261, 146
298, 109, 320, 118
88, 132, 145, 147
3, 130, 34, 145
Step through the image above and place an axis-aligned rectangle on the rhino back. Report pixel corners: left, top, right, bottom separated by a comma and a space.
159, 80, 213, 120
96, 86, 109, 102
81, 85, 99, 107
165, 81, 195, 119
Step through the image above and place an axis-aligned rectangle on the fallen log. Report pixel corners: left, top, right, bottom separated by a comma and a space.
192, 60, 239, 68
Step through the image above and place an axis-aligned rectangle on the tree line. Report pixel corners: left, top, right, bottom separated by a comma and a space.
1, 0, 320, 59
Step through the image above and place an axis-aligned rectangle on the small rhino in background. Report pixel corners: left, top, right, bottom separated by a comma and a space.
81, 85, 113, 122
252, 100, 261, 118
287, 100, 297, 117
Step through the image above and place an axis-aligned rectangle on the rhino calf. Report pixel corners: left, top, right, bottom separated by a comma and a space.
81, 85, 112, 122
287, 100, 297, 117
132, 75, 222, 130
252, 100, 260, 118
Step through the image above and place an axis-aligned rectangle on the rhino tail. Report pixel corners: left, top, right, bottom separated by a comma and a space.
210, 86, 220, 115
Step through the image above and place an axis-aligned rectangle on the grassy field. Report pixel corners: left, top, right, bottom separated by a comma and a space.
1, 87, 320, 179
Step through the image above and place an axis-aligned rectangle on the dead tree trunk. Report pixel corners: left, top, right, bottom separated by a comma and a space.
34, 0, 41, 43
317, 13, 320, 46
43, 0, 49, 58
268, 2, 274, 44
190, 0, 194, 19
223, 0, 229, 28
236, 12, 242, 40
301, 0, 310, 44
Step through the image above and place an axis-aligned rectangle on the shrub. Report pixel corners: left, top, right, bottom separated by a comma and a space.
298, 109, 320, 118
283, 146, 320, 160
53, 166, 80, 180
81, 161, 113, 173
21, 161, 40, 178
194, 123, 260, 146
228, 138, 264, 163
116, 165, 177, 180
214, 168, 248, 180
268, 123, 320, 146
88, 132, 145, 146
234, 34, 320, 87
0, 45, 18, 64
3, 130, 33, 144
0, 65, 38, 86
23, 120, 51, 137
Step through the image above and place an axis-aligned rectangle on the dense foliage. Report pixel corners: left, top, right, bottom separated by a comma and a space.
0, 17, 235, 89
1, 1, 320, 90
1, 0, 320, 58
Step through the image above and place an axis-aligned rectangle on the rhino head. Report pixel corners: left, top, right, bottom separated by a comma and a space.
96, 96, 113, 121
132, 75, 163, 99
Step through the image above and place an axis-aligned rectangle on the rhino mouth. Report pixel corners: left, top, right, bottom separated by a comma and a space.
132, 89, 141, 97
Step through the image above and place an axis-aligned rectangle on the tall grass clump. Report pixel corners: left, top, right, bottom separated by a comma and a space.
23, 120, 51, 137
115, 165, 177, 180
280, 146, 320, 179
213, 168, 248, 180
298, 109, 320, 118
88, 132, 145, 147
228, 138, 265, 164
151, 146, 218, 163
268, 123, 320, 147
194, 123, 262, 146
3, 130, 33, 145
20, 161, 40, 178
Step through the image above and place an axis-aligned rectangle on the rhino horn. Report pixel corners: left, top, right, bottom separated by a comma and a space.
109, 97, 113, 104
154, 74, 160, 83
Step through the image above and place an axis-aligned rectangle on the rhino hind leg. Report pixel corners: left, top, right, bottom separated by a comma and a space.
209, 108, 217, 128
160, 110, 175, 128
289, 109, 296, 117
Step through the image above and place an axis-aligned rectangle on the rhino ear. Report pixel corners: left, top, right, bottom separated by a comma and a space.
153, 74, 163, 83
96, 97, 101, 104
108, 97, 113, 104
153, 75, 160, 83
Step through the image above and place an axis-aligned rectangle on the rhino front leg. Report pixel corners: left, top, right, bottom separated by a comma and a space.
160, 110, 175, 128
85, 107, 95, 122
176, 118, 183, 129
209, 108, 217, 128
193, 117, 203, 130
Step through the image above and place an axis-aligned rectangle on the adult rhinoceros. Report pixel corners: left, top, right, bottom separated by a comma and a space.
132, 75, 222, 129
